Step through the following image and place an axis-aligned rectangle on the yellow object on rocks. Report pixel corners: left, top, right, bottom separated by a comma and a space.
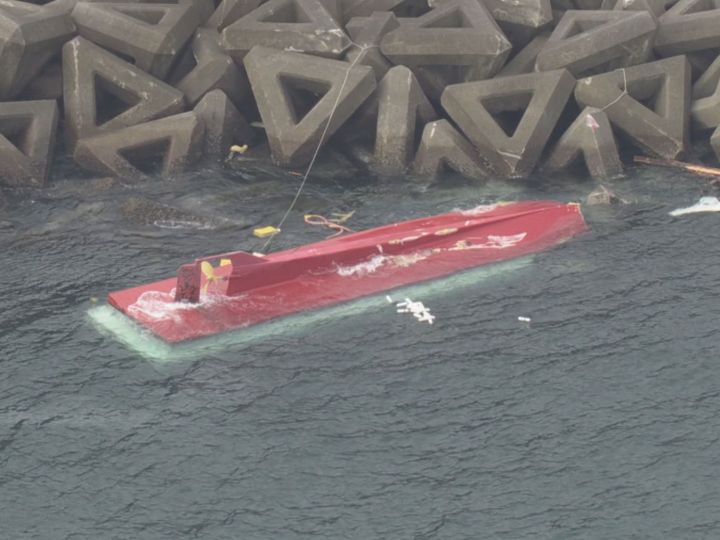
253, 225, 280, 238
230, 144, 248, 154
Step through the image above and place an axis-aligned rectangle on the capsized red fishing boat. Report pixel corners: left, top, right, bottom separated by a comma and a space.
107, 200, 587, 343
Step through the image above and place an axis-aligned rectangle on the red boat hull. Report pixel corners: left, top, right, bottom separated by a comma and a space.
107, 201, 587, 343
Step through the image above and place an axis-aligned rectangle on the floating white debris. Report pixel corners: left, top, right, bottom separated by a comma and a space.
518, 316, 531, 323
395, 297, 435, 325
670, 196, 720, 216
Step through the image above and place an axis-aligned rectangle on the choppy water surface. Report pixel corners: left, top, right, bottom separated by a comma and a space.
2, 158, 720, 539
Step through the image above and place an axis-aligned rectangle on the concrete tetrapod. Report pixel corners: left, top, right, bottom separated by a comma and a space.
222, 0, 350, 61
691, 68, 720, 130
173, 28, 249, 108
193, 90, 254, 158
206, 0, 262, 30
535, 10, 657, 77
429, 0, 552, 33
243, 46, 376, 167
414, 120, 489, 181
545, 107, 623, 180
341, 0, 422, 21
73, 112, 204, 180
693, 53, 720, 100
601, 0, 666, 17
496, 31, 550, 78
0, 100, 58, 187
72, 0, 206, 79
344, 12, 399, 81
24, 61, 63, 101
655, 0, 720, 57
0, 1, 75, 99
575, 55, 691, 160
62, 37, 185, 147
710, 125, 720, 162
380, 0, 512, 99
441, 69, 576, 178
367, 66, 438, 174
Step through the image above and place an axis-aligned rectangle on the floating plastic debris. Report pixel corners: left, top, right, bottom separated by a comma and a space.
253, 225, 281, 238
518, 316, 531, 323
669, 196, 720, 217
229, 144, 248, 155
395, 297, 435, 325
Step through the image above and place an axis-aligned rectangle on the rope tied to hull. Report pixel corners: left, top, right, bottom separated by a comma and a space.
259, 42, 376, 253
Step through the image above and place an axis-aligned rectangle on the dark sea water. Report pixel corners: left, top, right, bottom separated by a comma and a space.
2, 156, 720, 539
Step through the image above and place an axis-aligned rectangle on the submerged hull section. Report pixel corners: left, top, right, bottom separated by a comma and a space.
107, 201, 587, 343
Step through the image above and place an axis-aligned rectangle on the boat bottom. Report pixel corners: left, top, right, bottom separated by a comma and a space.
88, 256, 533, 363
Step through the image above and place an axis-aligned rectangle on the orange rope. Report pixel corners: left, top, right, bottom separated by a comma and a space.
304, 214, 354, 237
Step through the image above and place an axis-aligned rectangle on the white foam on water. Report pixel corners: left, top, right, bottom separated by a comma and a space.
127, 290, 196, 323
152, 219, 212, 230
460, 203, 498, 216
126, 288, 231, 323
670, 196, 720, 217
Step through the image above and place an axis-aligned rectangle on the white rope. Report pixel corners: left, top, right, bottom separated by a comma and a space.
260, 43, 376, 253
599, 67, 628, 113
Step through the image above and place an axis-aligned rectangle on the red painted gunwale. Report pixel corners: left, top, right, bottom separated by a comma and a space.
107, 200, 587, 343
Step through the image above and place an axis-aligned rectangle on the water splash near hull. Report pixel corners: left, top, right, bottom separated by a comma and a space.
88, 256, 533, 363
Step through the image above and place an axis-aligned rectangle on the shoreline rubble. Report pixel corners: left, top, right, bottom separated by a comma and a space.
1, 0, 720, 190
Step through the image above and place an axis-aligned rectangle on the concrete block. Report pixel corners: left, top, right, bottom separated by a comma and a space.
341, 0, 425, 21
173, 28, 249, 107
74, 112, 204, 179
693, 52, 720, 99
711, 124, 720, 162
655, 0, 720, 57
24, 60, 63, 101
575, 55, 691, 159
44, 0, 81, 15
222, 0, 350, 61
344, 12, 398, 80
72, 1, 205, 79
691, 72, 720, 130
496, 31, 550, 77
573, 0, 603, 8
536, 10, 657, 77
62, 37, 185, 147
545, 107, 623, 180
0, 1, 75, 99
685, 49, 718, 80
0, 100, 58, 187
442, 69, 576, 177
366, 66, 438, 174
413, 119, 488, 180
602, 0, 666, 17
193, 89, 254, 158
243, 46, 376, 167
430, 0, 552, 31
206, 0, 263, 30
586, 184, 625, 205
380, 0, 512, 84
409, 66, 464, 102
